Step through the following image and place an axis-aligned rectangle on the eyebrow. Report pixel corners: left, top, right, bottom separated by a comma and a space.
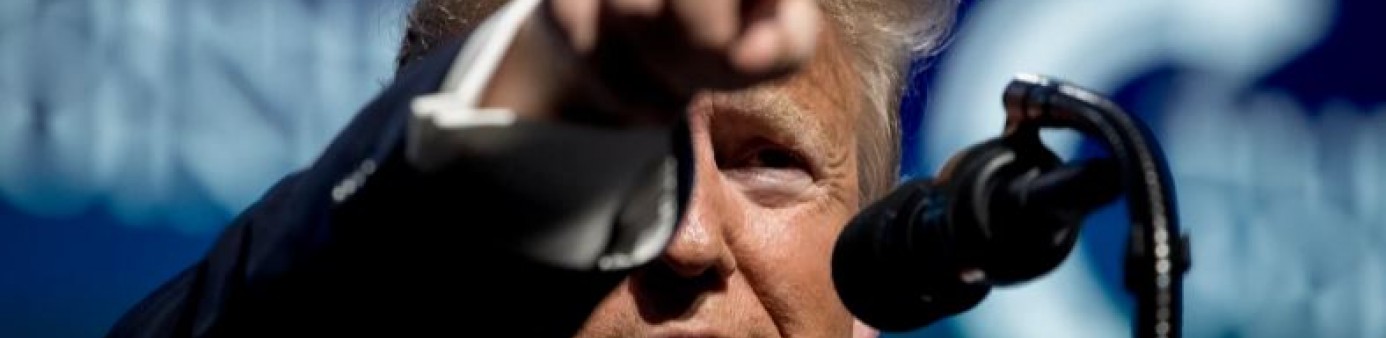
707, 87, 839, 170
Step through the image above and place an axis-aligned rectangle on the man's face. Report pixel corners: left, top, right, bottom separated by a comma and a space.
576, 20, 871, 337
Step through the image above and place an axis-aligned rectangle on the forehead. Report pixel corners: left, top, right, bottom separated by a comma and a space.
695, 21, 867, 196
730, 22, 863, 153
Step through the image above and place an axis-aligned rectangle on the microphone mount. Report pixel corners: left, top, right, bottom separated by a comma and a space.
1000, 74, 1191, 338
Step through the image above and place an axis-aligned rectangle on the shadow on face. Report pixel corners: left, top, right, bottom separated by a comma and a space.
574, 19, 872, 338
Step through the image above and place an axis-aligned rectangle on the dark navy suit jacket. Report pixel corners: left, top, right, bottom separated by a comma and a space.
107, 38, 670, 337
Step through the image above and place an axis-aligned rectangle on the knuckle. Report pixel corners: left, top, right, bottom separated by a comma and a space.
676, 0, 738, 50
608, 0, 662, 18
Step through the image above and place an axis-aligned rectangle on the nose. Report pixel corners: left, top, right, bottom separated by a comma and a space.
628, 108, 741, 322
658, 107, 739, 280
661, 192, 738, 278
632, 192, 739, 322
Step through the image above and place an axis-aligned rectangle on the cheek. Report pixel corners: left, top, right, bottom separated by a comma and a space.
743, 201, 852, 260
733, 202, 858, 334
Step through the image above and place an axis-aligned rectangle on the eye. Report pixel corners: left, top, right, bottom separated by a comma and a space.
718, 140, 810, 172
746, 147, 802, 169
719, 142, 815, 207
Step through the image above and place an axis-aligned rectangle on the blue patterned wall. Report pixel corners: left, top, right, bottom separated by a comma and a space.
1, 0, 1383, 337
901, 0, 1385, 337
0, 1, 409, 336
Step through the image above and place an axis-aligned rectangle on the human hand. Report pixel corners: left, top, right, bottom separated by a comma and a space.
485, 0, 822, 124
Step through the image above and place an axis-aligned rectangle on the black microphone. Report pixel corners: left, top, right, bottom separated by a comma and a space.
831, 75, 1185, 333
831, 141, 1121, 331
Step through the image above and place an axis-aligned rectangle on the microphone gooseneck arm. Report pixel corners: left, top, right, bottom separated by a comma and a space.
1004, 74, 1190, 338
831, 75, 1190, 338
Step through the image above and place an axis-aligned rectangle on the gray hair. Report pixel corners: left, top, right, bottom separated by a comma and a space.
819, 0, 958, 203
397, 0, 959, 204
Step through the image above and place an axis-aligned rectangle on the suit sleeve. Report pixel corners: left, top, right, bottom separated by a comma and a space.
104, 35, 464, 337
107, 1, 691, 335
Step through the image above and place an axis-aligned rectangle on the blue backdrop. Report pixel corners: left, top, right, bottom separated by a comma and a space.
0, 1, 410, 336
903, 0, 1385, 337
2, 0, 1383, 337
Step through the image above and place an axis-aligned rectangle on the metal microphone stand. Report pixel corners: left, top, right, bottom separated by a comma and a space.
1002, 74, 1192, 338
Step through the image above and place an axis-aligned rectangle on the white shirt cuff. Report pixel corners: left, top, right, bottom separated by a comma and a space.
407, 0, 540, 171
